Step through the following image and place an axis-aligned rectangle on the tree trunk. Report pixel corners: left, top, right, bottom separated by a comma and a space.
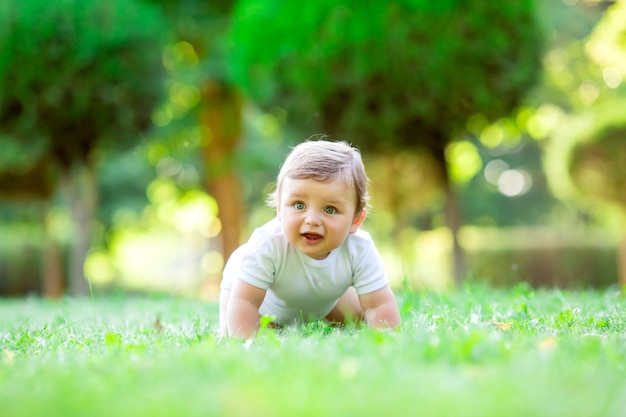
443, 177, 467, 288
60, 164, 96, 296
41, 203, 64, 298
432, 145, 467, 288
199, 80, 244, 263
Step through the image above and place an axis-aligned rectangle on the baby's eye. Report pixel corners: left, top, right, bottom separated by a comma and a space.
294, 202, 305, 210
324, 206, 337, 214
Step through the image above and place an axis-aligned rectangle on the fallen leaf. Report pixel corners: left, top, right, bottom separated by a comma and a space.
492, 321, 512, 331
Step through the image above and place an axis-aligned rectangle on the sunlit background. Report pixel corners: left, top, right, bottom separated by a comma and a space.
1, 0, 625, 298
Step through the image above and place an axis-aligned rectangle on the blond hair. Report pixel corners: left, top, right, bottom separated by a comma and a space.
268, 139, 370, 216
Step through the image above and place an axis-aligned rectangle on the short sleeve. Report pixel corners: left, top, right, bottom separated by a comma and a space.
349, 233, 389, 295
222, 218, 285, 291
237, 230, 284, 290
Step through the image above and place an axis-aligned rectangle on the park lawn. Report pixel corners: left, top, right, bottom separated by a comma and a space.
0, 285, 625, 417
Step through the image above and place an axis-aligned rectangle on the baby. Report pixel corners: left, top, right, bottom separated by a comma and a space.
219, 139, 401, 338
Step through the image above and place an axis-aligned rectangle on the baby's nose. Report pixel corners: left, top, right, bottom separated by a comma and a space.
304, 210, 322, 225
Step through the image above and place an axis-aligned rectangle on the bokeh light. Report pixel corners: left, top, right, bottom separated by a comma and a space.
484, 160, 509, 185
497, 169, 532, 197
602, 67, 622, 89
446, 141, 482, 184
84, 251, 115, 285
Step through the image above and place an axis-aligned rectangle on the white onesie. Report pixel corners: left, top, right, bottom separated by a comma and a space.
221, 217, 389, 323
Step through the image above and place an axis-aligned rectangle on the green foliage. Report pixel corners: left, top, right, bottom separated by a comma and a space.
96, 149, 154, 227
229, 0, 544, 153
1, 288, 625, 417
0, 0, 168, 170
570, 122, 626, 208
557, 3, 626, 209
141, 0, 235, 75
0, 132, 48, 172
540, 1, 626, 230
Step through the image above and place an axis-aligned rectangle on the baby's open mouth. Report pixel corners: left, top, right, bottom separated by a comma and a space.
302, 233, 323, 243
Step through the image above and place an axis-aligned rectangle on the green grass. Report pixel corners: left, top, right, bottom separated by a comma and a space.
1, 285, 625, 417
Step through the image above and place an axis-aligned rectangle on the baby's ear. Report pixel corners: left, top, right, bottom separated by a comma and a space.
349, 209, 367, 234
275, 197, 281, 221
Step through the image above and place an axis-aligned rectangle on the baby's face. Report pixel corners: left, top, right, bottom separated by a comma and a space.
277, 177, 363, 260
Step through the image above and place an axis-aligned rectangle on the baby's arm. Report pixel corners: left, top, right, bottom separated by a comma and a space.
358, 285, 401, 329
226, 279, 267, 338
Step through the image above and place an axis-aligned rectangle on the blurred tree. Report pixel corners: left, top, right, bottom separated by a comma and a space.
534, 0, 620, 113
569, 122, 626, 286
543, 0, 626, 286
141, 0, 244, 262
570, 122, 626, 207
0, 0, 167, 295
228, 0, 544, 285
569, 0, 626, 206
435, 1, 612, 239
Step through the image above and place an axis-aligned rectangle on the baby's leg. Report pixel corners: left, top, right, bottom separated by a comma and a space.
324, 286, 363, 325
